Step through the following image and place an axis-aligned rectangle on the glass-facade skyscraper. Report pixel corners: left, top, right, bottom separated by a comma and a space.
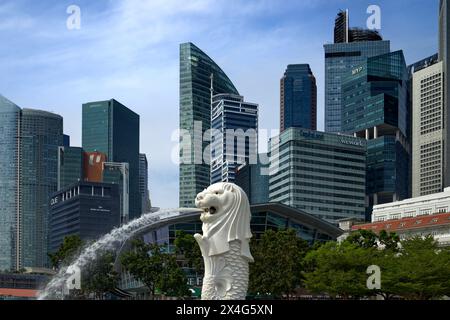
342, 50, 410, 208
210, 94, 258, 184
139, 154, 152, 213
324, 41, 390, 133
179, 42, 239, 207
82, 99, 141, 220
269, 128, 367, 224
0, 96, 21, 271
325, 10, 390, 133
280, 64, 317, 132
0, 96, 63, 271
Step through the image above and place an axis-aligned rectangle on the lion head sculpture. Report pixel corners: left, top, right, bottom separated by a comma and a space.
195, 182, 253, 262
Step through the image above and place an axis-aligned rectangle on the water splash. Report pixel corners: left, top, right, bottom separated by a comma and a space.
38, 208, 200, 300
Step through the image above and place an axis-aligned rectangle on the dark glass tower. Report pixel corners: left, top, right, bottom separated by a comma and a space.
0, 96, 63, 270
82, 99, 141, 220
342, 51, 410, 209
0, 96, 21, 271
179, 42, 239, 208
325, 10, 390, 133
280, 64, 317, 132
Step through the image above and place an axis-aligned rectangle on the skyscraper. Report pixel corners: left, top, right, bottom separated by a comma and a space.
0, 96, 63, 271
412, 59, 444, 197
210, 94, 258, 184
280, 64, 317, 132
82, 99, 141, 220
139, 153, 151, 213
325, 10, 390, 133
342, 51, 410, 208
179, 42, 239, 207
57, 146, 83, 190
269, 128, 367, 224
49, 181, 121, 254
439, 0, 450, 187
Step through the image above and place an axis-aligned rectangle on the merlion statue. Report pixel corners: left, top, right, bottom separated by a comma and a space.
194, 182, 254, 300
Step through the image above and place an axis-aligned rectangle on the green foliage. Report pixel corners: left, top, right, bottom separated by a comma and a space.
248, 229, 309, 299
174, 230, 203, 274
81, 251, 119, 300
120, 239, 189, 299
48, 235, 84, 269
303, 234, 450, 300
345, 229, 400, 251
303, 241, 376, 299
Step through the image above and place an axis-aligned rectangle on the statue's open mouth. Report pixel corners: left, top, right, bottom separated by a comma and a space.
203, 207, 217, 215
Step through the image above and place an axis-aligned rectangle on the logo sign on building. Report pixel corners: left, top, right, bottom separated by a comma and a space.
352, 66, 363, 76
340, 138, 364, 147
50, 196, 60, 206
300, 130, 324, 140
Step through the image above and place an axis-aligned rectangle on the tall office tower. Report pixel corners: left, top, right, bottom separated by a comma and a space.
325, 10, 390, 133
210, 94, 258, 184
20, 109, 63, 269
179, 42, 239, 207
0, 96, 21, 271
0, 96, 63, 271
342, 51, 410, 208
412, 60, 444, 197
269, 128, 367, 224
57, 147, 83, 190
334, 9, 349, 43
103, 162, 130, 224
82, 99, 141, 219
439, 0, 450, 187
280, 64, 317, 132
139, 153, 152, 213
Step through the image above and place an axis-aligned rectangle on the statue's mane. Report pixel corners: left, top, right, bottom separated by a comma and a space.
202, 183, 253, 261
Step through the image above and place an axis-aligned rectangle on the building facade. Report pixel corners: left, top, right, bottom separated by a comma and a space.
139, 154, 152, 214
57, 147, 83, 190
269, 128, 367, 224
235, 158, 270, 205
342, 50, 411, 208
179, 42, 239, 207
280, 64, 317, 132
0, 96, 63, 271
412, 60, 445, 197
49, 181, 121, 254
82, 99, 141, 219
325, 10, 390, 133
103, 162, 130, 224
210, 94, 258, 184
343, 187, 450, 247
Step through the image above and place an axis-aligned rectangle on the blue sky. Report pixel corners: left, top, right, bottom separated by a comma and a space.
0, 0, 439, 209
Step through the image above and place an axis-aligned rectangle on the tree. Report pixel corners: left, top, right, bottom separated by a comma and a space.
82, 251, 119, 300
387, 236, 450, 300
303, 241, 376, 299
48, 235, 84, 269
345, 229, 400, 251
174, 231, 203, 274
120, 239, 189, 300
249, 229, 309, 299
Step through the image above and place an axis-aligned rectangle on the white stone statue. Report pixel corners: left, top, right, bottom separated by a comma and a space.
194, 182, 254, 300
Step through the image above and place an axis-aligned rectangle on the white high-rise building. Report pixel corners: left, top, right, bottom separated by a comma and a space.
412, 61, 445, 197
